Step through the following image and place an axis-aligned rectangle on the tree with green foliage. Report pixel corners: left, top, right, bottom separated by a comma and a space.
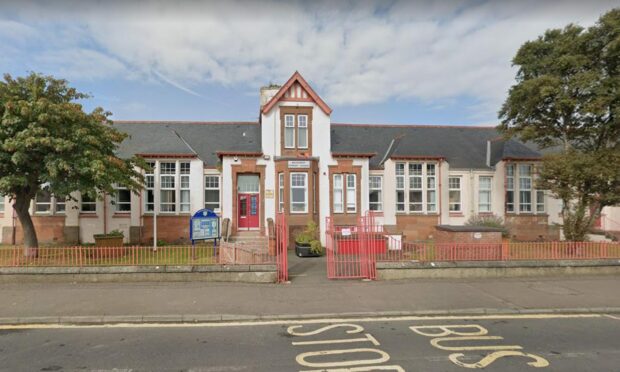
499, 9, 620, 241
0, 73, 145, 255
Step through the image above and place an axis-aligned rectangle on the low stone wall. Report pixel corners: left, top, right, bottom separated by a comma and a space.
0, 264, 277, 283
377, 260, 620, 280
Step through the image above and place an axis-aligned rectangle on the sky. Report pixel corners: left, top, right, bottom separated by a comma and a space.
0, 0, 617, 125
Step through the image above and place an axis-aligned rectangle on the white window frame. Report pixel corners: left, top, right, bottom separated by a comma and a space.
278, 173, 285, 213
0, 196, 4, 213
536, 190, 545, 213
179, 162, 191, 213
506, 162, 546, 215
80, 193, 97, 213
145, 161, 155, 212
395, 163, 405, 212
408, 163, 423, 212
159, 161, 176, 213
346, 174, 357, 213
518, 164, 532, 212
369, 175, 383, 212
297, 114, 308, 149
284, 114, 295, 149
448, 176, 462, 212
290, 172, 308, 213
54, 196, 66, 214
478, 176, 492, 213
205, 175, 220, 212
333, 174, 344, 213
426, 164, 437, 213
114, 185, 131, 213
506, 164, 515, 212
34, 189, 52, 214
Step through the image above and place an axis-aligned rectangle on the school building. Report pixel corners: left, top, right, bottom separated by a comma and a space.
1, 72, 618, 245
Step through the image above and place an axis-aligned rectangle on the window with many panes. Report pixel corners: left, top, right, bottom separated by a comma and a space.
505, 163, 545, 214
478, 176, 492, 212
369, 176, 383, 211
278, 173, 284, 212
180, 162, 190, 212
283, 113, 310, 150
145, 162, 155, 212
159, 162, 176, 212
115, 186, 131, 212
449, 177, 462, 212
332, 173, 357, 213
396, 163, 405, 212
0, 196, 4, 213
205, 175, 220, 211
346, 174, 356, 213
396, 162, 438, 214
290, 173, 307, 213
333, 174, 344, 213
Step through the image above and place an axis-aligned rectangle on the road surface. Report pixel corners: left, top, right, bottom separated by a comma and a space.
1, 313, 619, 371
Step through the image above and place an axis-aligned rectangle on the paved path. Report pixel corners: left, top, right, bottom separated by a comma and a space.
1, 273, 619, 322
1, 313, 619, 371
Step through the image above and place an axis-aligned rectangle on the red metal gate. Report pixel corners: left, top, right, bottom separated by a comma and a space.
326, 212, 384, 280
275, 212, 289, 283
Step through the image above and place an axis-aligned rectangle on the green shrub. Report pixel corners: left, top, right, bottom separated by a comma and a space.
465, 214, 510, 238
295, 221, 323, 256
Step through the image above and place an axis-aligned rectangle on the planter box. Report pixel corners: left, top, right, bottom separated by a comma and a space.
90, 235, 126, 258
93, 235, 124, 247
295, 243, 321, 257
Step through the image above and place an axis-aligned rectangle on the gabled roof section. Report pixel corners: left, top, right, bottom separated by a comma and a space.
114, 121, 261, 167
261, 71, 332, 115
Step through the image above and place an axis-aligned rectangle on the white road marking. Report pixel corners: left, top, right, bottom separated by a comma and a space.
603, 314, 620, 320
0, 313, 602, 330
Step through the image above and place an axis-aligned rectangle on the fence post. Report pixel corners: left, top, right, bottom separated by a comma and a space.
501, 240, 509, 261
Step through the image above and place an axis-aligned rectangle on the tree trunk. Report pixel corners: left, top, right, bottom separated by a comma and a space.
13, 195, 38, 257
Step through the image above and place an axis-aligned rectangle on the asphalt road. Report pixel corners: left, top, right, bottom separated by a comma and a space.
1, 314, 619, 372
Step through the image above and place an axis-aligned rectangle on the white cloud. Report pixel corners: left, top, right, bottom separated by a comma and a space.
1, 0, 617, 120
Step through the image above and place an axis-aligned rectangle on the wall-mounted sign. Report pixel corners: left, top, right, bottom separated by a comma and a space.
288, 160, 310, 169
473, 232, 482, 239
265, 189, 274, 199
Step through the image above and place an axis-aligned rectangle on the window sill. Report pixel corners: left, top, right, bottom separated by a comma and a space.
449, 213, 465, 217
112, 213, 131, 218
79, 213, 98, 218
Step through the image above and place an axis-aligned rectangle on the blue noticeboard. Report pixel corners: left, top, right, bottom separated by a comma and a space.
190, 209, 220, 243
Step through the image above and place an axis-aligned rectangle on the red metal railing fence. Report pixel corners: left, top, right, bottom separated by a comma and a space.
275, 212, 289, 283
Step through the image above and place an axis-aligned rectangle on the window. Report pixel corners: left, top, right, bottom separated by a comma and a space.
346, 174, 356, 213
284, 115, 295, 148
55, 197, 66, 214
160, 162, 176, 212
479, 176, 492, 212
81, 194, 96, 213
369, 176, 383, 211
0, 196, 4, 213
396, 163, 405, 212
290, 173, 307, 213
278, 173, 284, 212
205, 175, 220, 211
426, 164, 437, 212
506, 164, 514, 212
115, 186, 131, 212
145, 161, 155, 212
180, 162, 190, 212
35, 190, 52, 213
297, 115, 308, 149
408, 163, 423, 212
536, 190, 545, 213
519, 164, 532, 212
449, 177, 461, 212
333, 174, 344, 213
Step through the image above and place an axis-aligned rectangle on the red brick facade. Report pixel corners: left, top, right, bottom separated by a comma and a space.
3, 215, 66, 244
396, 215, 439, 241
141, 215, 190, 244
434, 228, 502, 244
505, 215, 560, 241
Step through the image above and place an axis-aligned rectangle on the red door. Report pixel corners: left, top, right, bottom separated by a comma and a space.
238, 193, 259, 229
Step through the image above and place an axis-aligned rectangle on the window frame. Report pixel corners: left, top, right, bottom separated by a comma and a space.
369, 175, 383, 212
297, 114, 308, 149
478, 176, 492, 213
179, 162, 191, 213
278, 173, 285, 213
80, 193, 97, 213
448, 176, 462, 213
284, 114, 295, 149
290, 172, 308, 214
34, 189, 52, 214
204, 175, 220, 212
333, 174, 344, 213
145, 161, 155, 213
114, 185, 132, 213
346, 174, 357, 213
159, 161, 177, 213
395, 163, 405, 212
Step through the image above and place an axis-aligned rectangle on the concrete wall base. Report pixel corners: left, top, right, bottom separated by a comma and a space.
0, 265, 277, 283
377, 260, 620, 280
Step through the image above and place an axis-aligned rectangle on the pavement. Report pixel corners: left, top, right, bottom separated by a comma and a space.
1, 314, 619, 371
0, 253, 619, 324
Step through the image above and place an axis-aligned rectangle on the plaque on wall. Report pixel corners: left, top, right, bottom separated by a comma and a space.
288, 160, 310, 169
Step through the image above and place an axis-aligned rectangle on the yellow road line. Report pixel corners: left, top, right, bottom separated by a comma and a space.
0, 313, 603, 330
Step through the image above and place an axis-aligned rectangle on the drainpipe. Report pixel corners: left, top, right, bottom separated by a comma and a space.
153, 161, 159, 252
469, 170, 475, 217
103, 193, 108, 235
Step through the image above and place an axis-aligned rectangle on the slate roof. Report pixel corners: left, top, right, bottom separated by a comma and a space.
331, 124, 541, 169
113, 121, 541, 170
114, 121, 261, 167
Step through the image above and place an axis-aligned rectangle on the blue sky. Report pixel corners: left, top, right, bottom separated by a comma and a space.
1, 0, 617, 125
